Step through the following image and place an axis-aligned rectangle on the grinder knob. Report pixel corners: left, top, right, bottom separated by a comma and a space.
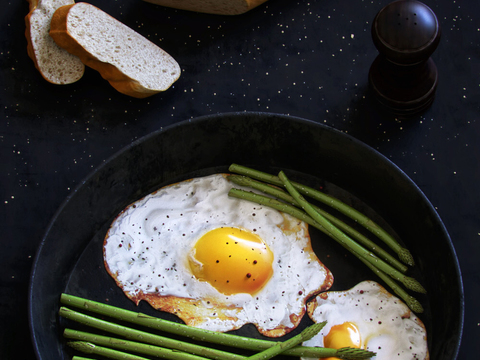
369, 0, 441, 116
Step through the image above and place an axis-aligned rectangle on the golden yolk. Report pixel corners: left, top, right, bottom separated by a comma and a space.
189, 227, 274, 295
321, 322, 361, 360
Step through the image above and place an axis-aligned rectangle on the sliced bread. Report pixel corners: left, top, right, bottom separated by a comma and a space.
49, 2, 181, 98
143, 0, 269, 15
25, 0, 85, 84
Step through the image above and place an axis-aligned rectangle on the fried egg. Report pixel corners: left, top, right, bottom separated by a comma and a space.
104, 174, 333, 337
301, 281, 429, 360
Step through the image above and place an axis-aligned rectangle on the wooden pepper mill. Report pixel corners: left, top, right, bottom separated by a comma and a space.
369, 0, 441, 116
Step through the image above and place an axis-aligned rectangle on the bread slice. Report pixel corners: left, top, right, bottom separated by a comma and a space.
143, 0, 269, 15
49, 2, 181, 98
25, 0, 85, 84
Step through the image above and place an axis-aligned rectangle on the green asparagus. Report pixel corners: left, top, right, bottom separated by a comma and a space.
60, 294, 376, 359
65, 329, 217, 360
228, 163, 414, 266
227, 174, 408, 273
246, 322, 325, 359
277, 170, 425, 294
68, 341, 149, 360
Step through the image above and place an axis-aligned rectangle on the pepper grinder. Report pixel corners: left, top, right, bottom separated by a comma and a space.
369, 0, 441, 116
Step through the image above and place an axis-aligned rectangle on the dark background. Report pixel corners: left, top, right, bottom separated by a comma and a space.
1, 0, 478, 358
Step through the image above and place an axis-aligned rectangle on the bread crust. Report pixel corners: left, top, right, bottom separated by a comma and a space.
25, 0, 85, 85
25, 11, 38, 71
26, 0, 40, 10
143, 0, 269, 15
49, 3, 180, 98
25, 0, 40, 65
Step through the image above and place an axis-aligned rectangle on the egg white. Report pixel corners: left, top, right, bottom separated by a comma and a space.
104, 174, 333, 336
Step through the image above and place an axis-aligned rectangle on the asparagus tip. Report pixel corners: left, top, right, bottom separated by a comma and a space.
405, 295, 425, 314
302, 321, 327, 340
335, 346, 377, 359
398, 247, 415, 266
402, 276, 427, 294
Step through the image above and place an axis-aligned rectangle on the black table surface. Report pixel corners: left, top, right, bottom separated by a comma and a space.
1, 0, 478, 358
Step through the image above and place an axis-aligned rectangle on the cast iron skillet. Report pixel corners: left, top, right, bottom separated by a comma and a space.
29, 112, 464, 359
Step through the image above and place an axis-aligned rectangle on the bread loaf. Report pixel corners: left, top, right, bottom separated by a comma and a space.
49, 2, 181, 98
143, 0, 269, 15
25, 0, 85, 84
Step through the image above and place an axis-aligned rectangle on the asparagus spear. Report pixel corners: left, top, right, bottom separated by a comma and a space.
65, 322, 371, 360
60, 307, 244, 360
66, 324, 323, 360
246, 322, 324, 359
60, 295, 376, 359
278, 171, 425, 294
356, 257, 424, 313
68, 341, 149, 360
228, 164, 415, 266
227, 174, 408, 273
65, 329, 216, 360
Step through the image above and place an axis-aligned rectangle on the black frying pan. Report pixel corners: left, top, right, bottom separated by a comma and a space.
29, 112, 464, 359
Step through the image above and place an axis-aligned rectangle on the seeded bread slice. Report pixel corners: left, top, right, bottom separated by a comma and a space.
49, 2, 181, 98
143, 0, 269, 15
25, 0, 85, 84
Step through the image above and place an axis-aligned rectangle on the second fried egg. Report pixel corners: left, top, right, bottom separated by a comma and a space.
103, 174, 333, 337
301, 281, 429, 360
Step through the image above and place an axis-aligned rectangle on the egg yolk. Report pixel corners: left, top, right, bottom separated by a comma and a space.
321, 322, 362, 360
189, 227, 274, 295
